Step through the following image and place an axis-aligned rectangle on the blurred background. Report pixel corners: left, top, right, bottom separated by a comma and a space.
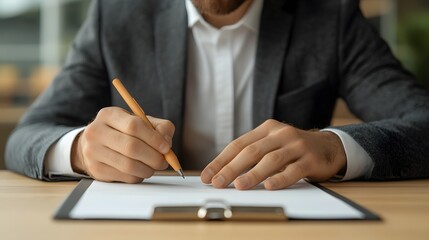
0, 0, 428, 169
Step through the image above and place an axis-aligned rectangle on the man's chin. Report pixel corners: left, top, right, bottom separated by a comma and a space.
191, 0, 247, 15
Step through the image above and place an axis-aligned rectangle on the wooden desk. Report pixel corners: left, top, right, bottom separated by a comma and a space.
1, 170, 429, 240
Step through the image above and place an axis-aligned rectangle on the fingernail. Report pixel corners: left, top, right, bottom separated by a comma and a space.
159, 142, 170, 154
236, 176, 249, 189
265, 177, 278, 189
201, 168, 214, 184
212, 175, 225, 187
205, 168, 214, 179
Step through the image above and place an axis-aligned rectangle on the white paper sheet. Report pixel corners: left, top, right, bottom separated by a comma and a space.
70, 176, 364, 219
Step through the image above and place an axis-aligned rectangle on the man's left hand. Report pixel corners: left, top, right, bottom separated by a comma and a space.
200, 119, 347, 190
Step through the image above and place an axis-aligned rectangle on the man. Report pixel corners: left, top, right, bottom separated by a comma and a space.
6, 0, 429, 190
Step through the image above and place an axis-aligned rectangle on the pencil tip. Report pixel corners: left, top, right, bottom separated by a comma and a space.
178, 169, 185, 179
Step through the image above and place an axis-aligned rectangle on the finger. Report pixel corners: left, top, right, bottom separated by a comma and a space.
234, 145, 303, 190
93, 123, 169, 170
147, 115, 175, 147
92, 145, 158, 178
264, 160, 309, 190
98, 107, 170, 154
201, 128, 268, 184
87, 161, 144, 184
211, 136, 283, 189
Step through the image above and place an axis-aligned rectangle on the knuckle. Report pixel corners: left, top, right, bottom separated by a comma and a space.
295, 139, 308, 150
123, 139, 140, 157
277, 173, 289, 186
243, 144, 262, 158
208, 160, 223, 173
125, 117, 141, 133
97, 107, 113, 119
221, 164, 238, 177
263, 119, 278, 128
291, 163, 307, 176
165, 120, 175, 134
229, 139, 245, 152
246, 170, 262, 182
265, 151, 284, 164
277, 125, 297, 136
96, 108, 107, 119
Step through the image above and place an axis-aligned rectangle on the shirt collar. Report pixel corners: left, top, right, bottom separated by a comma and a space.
185, 0, 264, 32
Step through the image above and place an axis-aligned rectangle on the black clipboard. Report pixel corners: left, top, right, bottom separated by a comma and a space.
54, 179, 380, 221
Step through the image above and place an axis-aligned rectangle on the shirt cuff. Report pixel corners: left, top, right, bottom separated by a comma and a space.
44, 127, 88, 179
321, 128, 374, 181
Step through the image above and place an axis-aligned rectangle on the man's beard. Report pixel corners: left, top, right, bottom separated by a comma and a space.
191, 0, 247, 15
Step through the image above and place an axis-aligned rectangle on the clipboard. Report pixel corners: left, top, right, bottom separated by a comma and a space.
54, 177, 380, 221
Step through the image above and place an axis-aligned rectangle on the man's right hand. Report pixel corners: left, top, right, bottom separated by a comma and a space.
71, 107, 175, 183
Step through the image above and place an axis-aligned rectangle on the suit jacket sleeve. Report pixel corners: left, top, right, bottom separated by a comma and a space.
334, 0, 429, 180
5, 0, 109, 180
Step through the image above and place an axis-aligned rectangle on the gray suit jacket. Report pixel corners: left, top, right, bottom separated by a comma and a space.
5, 0, 429, 181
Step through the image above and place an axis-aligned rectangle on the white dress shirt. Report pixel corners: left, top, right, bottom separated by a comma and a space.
45, 0, 374, 181
182, 0, 262, 169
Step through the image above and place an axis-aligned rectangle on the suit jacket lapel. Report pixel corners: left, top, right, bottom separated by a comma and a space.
154, 1, 187, 153
253, 0, 296, 127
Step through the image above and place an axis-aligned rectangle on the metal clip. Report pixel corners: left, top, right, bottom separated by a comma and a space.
197, 200, 232, 220
152, 199, 287, 221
